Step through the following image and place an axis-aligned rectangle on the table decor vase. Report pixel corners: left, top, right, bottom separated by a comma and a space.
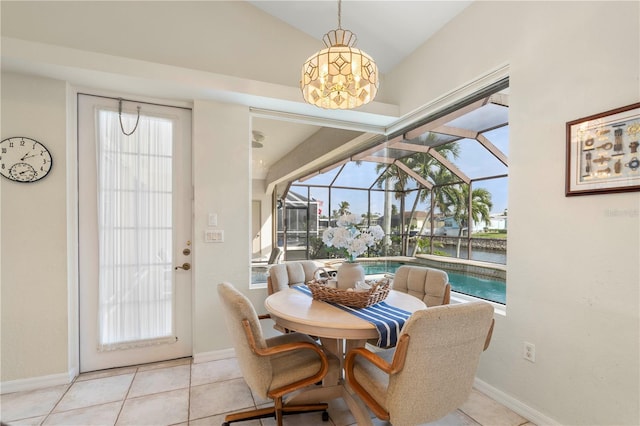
321, 213, 385, 288
337, 262, 365, 289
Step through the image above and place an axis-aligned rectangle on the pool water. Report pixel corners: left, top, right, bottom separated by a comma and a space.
361, 261, 506, 305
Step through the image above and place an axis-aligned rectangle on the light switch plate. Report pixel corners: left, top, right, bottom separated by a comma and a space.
208, 213, 218, 227
204, 229, 224, 243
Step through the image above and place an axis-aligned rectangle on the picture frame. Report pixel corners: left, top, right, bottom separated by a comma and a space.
566, 102, 640, 196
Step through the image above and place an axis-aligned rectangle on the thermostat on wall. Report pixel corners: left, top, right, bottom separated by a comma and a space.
204, 229, 224, 243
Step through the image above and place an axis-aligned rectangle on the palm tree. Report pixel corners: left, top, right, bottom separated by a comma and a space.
451, 184, 493, 231
373, 164, 403, 242
432, 182, 462, 220
408, 155, 458, 234
374, 136, 461, 254
336, 201, 351, 216
372, 135, 496, 258
406, 177, 465, 256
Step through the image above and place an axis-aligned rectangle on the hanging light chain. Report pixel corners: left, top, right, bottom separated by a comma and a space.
118, 98, 141, 136
300, 0, 379, 109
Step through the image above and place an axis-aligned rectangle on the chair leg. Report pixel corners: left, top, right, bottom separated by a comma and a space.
282, 403, 329, 417
274, 397, 284, 426
222, 400, 329, 425
222, 406, 275, 425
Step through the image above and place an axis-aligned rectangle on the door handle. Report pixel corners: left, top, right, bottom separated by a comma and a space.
175, 263, 191, 271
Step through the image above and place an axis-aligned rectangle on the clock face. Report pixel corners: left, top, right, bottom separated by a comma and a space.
0, 137, 53, 183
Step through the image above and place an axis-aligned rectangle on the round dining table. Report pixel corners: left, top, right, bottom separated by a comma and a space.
264, 287, 426, 367
264, 287, 427, 425
265, 287, 426, 339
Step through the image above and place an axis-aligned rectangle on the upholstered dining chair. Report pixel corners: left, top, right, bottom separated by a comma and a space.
262, 260, 325, 333
391, 265, 451, 306
345, 301, 495, 426
250, 247, 282, 280
266, 260, 323, 295
266, 246, 283, 265
217, 282, 338, 426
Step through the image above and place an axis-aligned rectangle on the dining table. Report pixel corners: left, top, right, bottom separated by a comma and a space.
264, 286, 427, 425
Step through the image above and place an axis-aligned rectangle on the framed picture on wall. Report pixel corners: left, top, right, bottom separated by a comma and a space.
566, 102, 640, 196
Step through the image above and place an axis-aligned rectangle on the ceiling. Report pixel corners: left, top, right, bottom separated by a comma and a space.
249, 1, 473, 178
247, 1, 472, 74
1, 0, 474, 180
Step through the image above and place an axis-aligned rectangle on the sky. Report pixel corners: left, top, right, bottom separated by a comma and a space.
295, 125, 509, 218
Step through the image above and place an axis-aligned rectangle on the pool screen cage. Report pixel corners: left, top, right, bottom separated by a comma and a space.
276, 82, 509, 265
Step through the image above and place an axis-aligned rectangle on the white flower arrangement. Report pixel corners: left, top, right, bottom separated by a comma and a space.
322, 214, 385, 262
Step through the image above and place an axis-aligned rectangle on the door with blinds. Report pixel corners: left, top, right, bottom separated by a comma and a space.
78, 94, 192, 372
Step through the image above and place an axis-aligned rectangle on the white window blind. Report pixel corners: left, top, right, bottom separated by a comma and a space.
96, 108, 176, 351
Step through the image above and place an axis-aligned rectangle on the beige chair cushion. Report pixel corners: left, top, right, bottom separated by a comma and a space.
268, 260, 322, 293
352, 347, 393, 410
268, 332, 339, 391
351, 302, 494, 426
392, 265, 449, 306
217, 282, 339, 399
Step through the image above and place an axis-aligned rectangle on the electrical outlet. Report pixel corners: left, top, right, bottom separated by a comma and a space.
204, 229, 224, 243
524, 342, 536, 362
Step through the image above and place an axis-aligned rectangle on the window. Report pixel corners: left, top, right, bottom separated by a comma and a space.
278, 84, 509, 304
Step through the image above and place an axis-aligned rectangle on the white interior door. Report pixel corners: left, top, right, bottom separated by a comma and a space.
78, 94, 192, 372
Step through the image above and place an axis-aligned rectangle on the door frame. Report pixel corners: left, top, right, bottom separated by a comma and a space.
252, 200, 262, 261
66, 87, 195, 377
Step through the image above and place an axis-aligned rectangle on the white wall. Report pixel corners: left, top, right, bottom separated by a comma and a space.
1, 73, 69, 381
388, 2, 639, 424
191, 100, 269, 354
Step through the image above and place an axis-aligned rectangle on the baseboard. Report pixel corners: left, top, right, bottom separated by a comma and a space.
474, 378, 560, 426
192, 348, 236, 364
1, 369, 75, 395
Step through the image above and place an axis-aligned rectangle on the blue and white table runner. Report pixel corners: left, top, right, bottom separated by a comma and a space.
293, 285, 412, 347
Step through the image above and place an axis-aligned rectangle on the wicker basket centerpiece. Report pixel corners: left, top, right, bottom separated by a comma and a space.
306, 277, 391, 308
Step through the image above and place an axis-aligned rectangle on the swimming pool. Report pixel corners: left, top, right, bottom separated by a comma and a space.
360, 261, 506, 304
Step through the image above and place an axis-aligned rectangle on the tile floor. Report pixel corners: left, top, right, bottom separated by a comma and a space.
1, 357, 535, 426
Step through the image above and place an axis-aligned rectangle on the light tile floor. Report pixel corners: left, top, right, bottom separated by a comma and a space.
1, 357, 535, 426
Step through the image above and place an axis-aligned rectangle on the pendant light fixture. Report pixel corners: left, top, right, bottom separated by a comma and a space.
300, 0, 379, 110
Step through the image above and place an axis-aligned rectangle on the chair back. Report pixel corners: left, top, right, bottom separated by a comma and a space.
388, 301, 494, 425
217, 282, 272, 396
267, 247, 283, 264
267, 260, 321, 294
392, 265, 450, 306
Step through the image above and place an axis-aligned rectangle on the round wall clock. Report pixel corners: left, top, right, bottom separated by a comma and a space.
0, 137, 53, 183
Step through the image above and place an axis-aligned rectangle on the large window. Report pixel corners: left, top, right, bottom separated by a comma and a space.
277, 85, 509, 304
